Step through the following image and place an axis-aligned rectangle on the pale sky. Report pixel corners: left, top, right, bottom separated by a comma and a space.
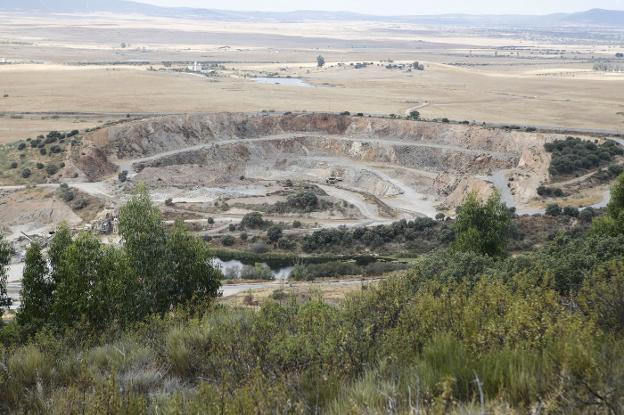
142, 0, 624, 15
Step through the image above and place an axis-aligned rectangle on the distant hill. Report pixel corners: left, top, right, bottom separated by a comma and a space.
1, 1, 622, 27
561, 8, 624, 25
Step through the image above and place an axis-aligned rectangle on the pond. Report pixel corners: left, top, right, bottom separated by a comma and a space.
212, 258, 293, 280
253, 77, 313, 87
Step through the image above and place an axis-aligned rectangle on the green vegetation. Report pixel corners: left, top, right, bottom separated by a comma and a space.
269, 191, 333, 213
545, 137, 623, 177
239, 263, 274, 280
0, 129, 78, 184
537, 185, 564, 197
7, 185, 222, 336
301, 217, 444, 253
2, 181, 624, 412
451, 191, 511, 257
290, 260, 408, 281
0, 234, 11, 321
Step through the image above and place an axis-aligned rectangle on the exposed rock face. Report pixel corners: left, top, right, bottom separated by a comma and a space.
73, 146, 118, 182
78, 113, 559, 211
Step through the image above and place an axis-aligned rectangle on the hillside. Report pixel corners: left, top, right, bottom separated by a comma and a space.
1, 1, 622, 27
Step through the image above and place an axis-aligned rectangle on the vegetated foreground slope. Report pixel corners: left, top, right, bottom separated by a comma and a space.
2, 179, 624, 413
79, 112, 553, 216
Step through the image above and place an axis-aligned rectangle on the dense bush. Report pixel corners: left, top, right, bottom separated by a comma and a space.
290, 261, 361, 281
267, 226, 283, 242
545, 203, 562, 216
545, 137, 623, 177
239, 263, 274, 280
240, 212, 268, 229
301, 217, 440, 253
270, 191, 333, 213
2, 226, 624, 413
537, 185, 564, 197
45, 164, 58, 176
57, 183, 75, 202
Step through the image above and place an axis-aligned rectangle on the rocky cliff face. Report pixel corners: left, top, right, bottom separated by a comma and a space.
77, 113, 557, 211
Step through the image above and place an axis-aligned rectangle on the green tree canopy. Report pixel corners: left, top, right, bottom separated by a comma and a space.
592, 173, 624, 236
451, 191, 511, 257
16, 242, 51, 333
0, 233, 12, 322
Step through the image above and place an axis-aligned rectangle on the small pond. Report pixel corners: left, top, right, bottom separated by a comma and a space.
253, 77, 313, 87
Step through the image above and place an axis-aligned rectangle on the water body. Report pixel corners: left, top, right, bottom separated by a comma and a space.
212, 258, 293, 280
253, 77, 312, 87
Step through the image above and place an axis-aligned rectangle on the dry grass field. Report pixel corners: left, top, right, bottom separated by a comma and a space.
0, 13, 623, 144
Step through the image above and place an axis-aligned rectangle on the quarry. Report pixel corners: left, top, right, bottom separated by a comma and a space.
2, 112, 618, 244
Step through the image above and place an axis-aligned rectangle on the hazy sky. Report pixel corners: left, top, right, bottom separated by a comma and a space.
142, 0, 624, 15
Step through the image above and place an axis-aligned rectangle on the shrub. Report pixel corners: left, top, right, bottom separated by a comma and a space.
21, 168, 31, 178
277, 238, 296, 250
207, 217, 215, 225
240, 232, 248, 241
228, 224, 236, 232
267, 226, 283, 242
72, 198, 88, 210
579, 208, 594, 223
290, 261, 361, 281
251, 243, 270, 254
46, 164, 58, 176
39, 148, 46, 155
545, 204, 562, 216
17, 142, 26, 151
50, 145, 63, 154
57, 184, 75, 202
240, 263, 274, 280
537, 186, 564, 197
221, 235, 235, 246
241, 212, 267, 229
118, 170, 128, 183
9, 161, 18, 169
292, 220, 302, 228
363, 261, 409, 276
563, 206, 579, 217
164, 198, 174, 206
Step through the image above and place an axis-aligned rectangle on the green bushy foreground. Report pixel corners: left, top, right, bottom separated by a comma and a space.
1, 187, 624, 413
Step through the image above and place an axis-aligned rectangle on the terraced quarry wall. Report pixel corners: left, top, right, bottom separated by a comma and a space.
76, 113, 555, 217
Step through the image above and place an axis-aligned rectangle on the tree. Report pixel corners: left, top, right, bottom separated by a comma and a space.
545, 203, 562, 217
267, 226, 283, 243
165, 221, 222, 307
316, 55, 325, 67
48, 223, 72, 287
451, 191, 511, 257
592, 173, 624, 236
52, 232, 105, 328
118, 184, 167, 314
408, 110, 420, 120
607, 173, 624, 218
17, 242, 52, 333
0, 233, 12, 323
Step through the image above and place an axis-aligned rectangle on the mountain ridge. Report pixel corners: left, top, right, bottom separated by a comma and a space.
0, 1, 622, 27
